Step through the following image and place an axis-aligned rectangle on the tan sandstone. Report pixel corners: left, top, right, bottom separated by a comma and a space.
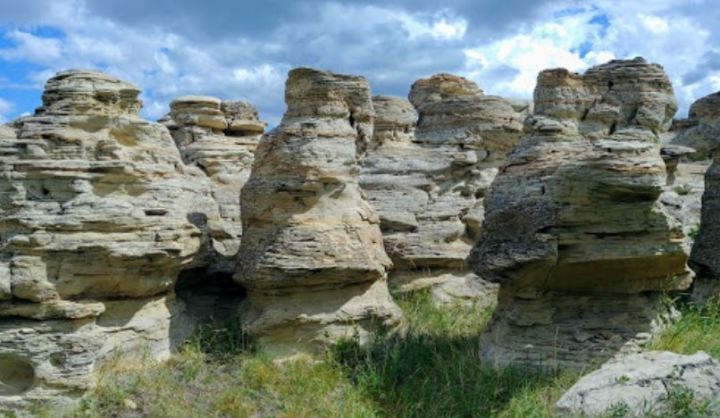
234, 68, 402, 358
359, 75, 526, 307
468, 58, 689, 369
0, 70, 221, 409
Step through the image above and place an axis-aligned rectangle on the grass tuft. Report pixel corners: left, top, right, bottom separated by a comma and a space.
42, 290, 720, 418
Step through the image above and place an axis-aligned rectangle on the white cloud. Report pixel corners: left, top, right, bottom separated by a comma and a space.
0, 98, 15, 123
399, 12, 467, 41
462, 10, 596, 97
0, 0, 718, 125
233, 64, 283, 85
638, 14, 670, 34
459, 2, 719, 117
0, 30, 63, 63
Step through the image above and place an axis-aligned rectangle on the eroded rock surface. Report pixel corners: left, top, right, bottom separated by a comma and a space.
556, 351, 720, 417
671, 91, 720, 158
0, 70, 220, 409
690, 150, 720, 303
161, 96, 265, 273
468, 58, 689, 369
235, 68, 402, 358
360, 74, 526, 307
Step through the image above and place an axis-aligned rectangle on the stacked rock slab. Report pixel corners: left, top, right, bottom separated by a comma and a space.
162, 96, 266, 273
0, 70, 219, 409
360, 75, 525, 306
468, 58, 690, 369
235, 68, 402, 358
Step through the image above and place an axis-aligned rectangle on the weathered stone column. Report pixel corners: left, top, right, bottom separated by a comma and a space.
162, 96, 266, 273
235, 68, 402, 358
0, 70, 221, 409
468, 58, 690, 369
360, 75, 526, 307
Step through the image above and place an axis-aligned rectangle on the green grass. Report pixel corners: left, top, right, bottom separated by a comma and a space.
651, 297, 720, 358
40, 292, 720, 418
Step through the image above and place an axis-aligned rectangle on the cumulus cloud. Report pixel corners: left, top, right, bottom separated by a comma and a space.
0, 98, 15, 123
459, 1, 719, 116
0, 0, 718, 124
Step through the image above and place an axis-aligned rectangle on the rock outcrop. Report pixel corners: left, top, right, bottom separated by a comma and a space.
235, 68, 402, 358
671, 91, 720, 159
690, 146, 720, 302
0, 70, 220, 409
161, 96, 265, 273
556, 351, 720, 417
359, 74, 526, 307
468, 58, 690, 369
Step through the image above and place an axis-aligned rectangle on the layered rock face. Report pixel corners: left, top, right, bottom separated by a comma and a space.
235, 68, 402, 357
0, 70, 219, 408
360, 75, 525, 306
685, 91, 720, 301
671, 91, 720, 158
161, 96, 265, 273
468, 58, 690, 369
689, 144, 720, 301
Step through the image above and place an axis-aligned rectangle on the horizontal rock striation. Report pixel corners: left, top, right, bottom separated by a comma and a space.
686, 91, 720, 302
689, 153, 720, 301
162, 95, 265, 273
360, 75, 526, 306
671, 91, 720, 158
468, 57, 690, 369
235, 68, 402, 358
0, 70, 220, 409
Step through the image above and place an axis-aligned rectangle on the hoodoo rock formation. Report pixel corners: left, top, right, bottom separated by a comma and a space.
671, 91, 720, 158
161, 96, 266, 273
235, 68, 402, 358
468, 58, 690, 369
0, 70, 222, 409
360, 75, 526, 306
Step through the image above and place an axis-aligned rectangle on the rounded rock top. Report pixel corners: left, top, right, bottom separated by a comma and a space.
409, 73, 484, 109
171, 95, 222, 108
39, 69, 142, 116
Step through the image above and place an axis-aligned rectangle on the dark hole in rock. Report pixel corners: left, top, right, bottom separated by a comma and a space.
609, 121, 617, 135
0, 355, 35, 396
144, 208, 168, 216
175, 268, 246, 325
49, 352, 67, 368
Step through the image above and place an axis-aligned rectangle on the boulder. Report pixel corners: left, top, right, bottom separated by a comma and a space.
359, 74, 525, 306
468, 58, 690, 369
162, 96, 266, 273
556, 351, 720, 417
235, 68, 402, 358
0, 70, 220, 409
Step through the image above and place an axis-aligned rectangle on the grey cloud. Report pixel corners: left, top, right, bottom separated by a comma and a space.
82, 0, 554, 41
683, 50, 720, 85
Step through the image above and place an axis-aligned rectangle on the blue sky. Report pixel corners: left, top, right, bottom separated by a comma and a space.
1, 0, 719, 127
